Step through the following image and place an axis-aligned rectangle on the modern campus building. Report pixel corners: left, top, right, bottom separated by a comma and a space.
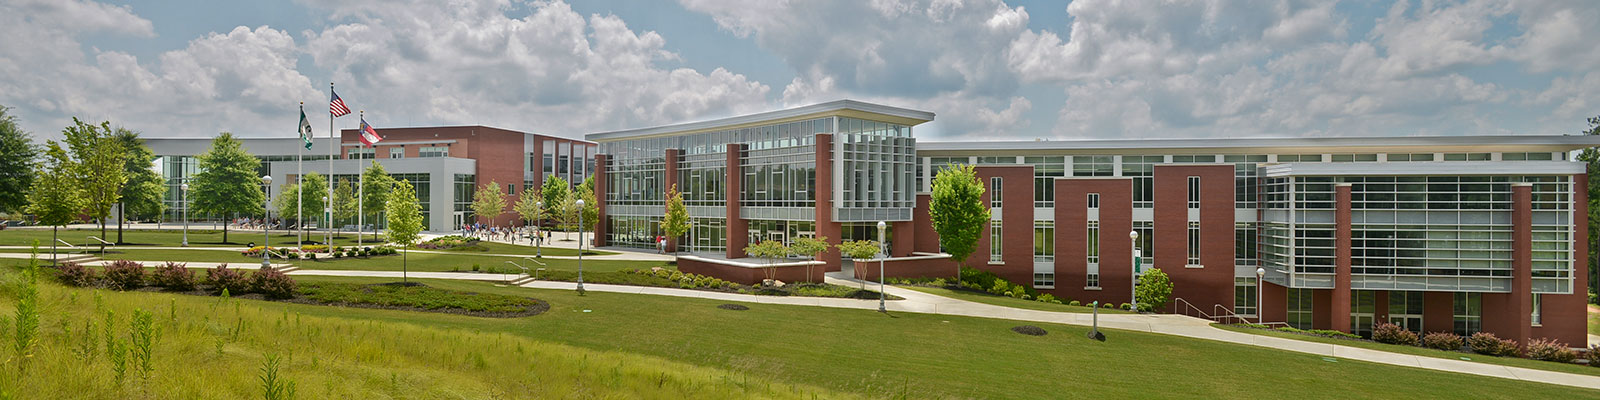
586, 100, 1595, 348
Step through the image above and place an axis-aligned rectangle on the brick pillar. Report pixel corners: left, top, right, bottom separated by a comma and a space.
1423, 291, 1452, 334
663, 148, 680, 253
1510, 183, 1533, 346
1332, 183, 1352, 333
725, 143, 746, 259
892, 221, 915, 257
531, 136, 544, 192
815, 133, 842, 270
593, 154, 608, 247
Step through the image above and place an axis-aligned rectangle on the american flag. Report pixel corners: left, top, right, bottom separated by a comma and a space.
330, 90, 352, 117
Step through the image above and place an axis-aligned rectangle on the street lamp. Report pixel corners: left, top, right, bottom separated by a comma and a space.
181, 182, 189, 247
1129, 230, 1139, 311
1256, 267, 1266, 324
575, 198, 585, 294
877, 220, 887, 313
261, 175, 273, 269
323, 195, 330, 247
535, 201, 543, 258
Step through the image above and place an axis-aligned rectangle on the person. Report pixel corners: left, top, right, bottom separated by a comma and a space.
658, 236, 666, 254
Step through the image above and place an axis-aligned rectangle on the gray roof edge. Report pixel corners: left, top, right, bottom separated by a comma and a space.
916, 135, 1600, 151
584, 99, 936, 142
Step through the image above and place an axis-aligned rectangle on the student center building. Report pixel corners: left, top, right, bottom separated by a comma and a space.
147, 100, 1592, 347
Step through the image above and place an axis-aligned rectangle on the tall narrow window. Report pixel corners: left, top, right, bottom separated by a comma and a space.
1187, 176, 1201, 208
1033, 220, 1054, 262
991, 177, 1003, 208
1086, 272, 1100, 288
1453, 292, 1481, 336
1532, 294, 1542, 325
1287, 288, 1314, 329
1086, 221, 1100, 264
1087, 193, 1100, 209
1234, 278, 1257, 316
989, 221, 1003, 262
1033, 273, 1054, 288
1187, 221, 1201, 265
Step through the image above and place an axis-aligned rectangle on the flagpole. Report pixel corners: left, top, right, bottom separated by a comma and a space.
329, 82, 335, 249
297, 102, 304, 250
358, 110, 366, 247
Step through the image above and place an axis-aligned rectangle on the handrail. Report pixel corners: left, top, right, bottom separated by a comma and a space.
88, 235, 113, 255
1171, 297, 1213, 320
503, 261, 530, 283
55, 239, 78, 249
88, 236, 112, 246
1212, 304, 1290, 327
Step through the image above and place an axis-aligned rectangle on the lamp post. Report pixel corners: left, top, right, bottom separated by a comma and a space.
323, 195, 330, 247
1129, 230, 1139, 311
261, 175, 273, 269
576, 198, 585, 294
181, 182, 189, 247
1256, 267, 1266, 324
877, 220, 887, 313
536, 201, 543, 258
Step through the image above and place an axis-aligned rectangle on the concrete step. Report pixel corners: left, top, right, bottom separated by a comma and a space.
53, 254, 100, 265
508, 276, 537, 286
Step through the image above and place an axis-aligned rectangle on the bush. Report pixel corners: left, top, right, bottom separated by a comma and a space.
207, 264, 250, 294
1036, 293, 1057, 303
1469, 332, 1520, 357
55, 262, 97, 287
102, 260, 146, 290
1588, 345, 1600, 367
1421, 332, 1464, 351
1119, 302, 1133, 311
1526, 338, 1577, 363
1101, 302, 1114, 309
1134, 267, 1172, 312
1068, 300, 1081, 307
251, 267, 298, 299
151, 262, 197, 291
1372, 323, 1419, 346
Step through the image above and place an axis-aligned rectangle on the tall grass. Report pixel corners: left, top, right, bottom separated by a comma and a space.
0, 271, 859, 399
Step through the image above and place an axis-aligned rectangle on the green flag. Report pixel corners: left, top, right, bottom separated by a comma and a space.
298, 106, 314, 149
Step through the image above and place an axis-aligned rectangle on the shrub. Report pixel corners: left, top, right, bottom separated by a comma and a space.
1068, 300, 1081, 307
151, 262, 197, 291
1119, 303, 1133, 311
55, 262, 97, 287
1422, 332, 1464, 351
1036, 293, 1057, 303
988, 279, 1009, 295
1526, 338, 1577, 363
307, 253, 317, 261
1588, 345, 1600, 367
1372, 323, 1419, 346
1101, 302, 1114, 309
251, 267, 297, 299
207, 264, 250, 294
1134, 267, 1172, 312
1469, 332, 1520, 357
102, 260, 146, 290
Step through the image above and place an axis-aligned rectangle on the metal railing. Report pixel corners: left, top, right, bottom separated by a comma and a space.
87, 236, 113, 255
1171, 297, 1290, 327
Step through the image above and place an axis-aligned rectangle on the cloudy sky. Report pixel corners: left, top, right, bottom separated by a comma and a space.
2, 0, 1597, 143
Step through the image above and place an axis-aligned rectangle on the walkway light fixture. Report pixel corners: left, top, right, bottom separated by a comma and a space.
261, 175, 273, 269
1256, 267, 1266, 324
181, 182, 189, 247
576, 198, 585, 294
1129, 230, 1139, 311
878, 220, 887, 313
536, 201, 543, 258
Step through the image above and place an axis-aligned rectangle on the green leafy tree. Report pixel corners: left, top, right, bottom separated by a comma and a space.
471, 180, 507, 226
361, 162, 396, 239
24, 143, 84, 261
0, 105, 38, 213
540, 174, 570, 225
385, 180, 424, 283
332, 178, 357, 239
1135, 267, 1173, 312
273, 183, 301, 225
743, 240, 791, 281
928, 163, 989, 271
660, 184, 690, 256
513, 188, 547, 229
558, 190, 581, 240
1579, 115, 1600, 301
789, 236, 830, 283
837, 239, 882, 286
298, 172, 328, 240
191, 132, 265, 244
112, 128, 165, 243
63, 118, 127, 250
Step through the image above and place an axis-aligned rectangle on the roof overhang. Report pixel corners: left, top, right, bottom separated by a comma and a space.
585, 100, 935, 142
916, 135, 1600, 156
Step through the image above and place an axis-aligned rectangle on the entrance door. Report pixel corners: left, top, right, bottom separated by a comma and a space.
1388, 291, 1424, 333
453, 212, 465, 230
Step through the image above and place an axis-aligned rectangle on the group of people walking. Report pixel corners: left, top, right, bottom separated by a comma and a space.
463, 222, 548, 245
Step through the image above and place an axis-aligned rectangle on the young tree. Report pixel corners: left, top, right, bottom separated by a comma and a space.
558, 190, 579, 240
1135, 267, 1173, 312
0, 105, 38, 213
928, 163, 989, 272
513, 188, 547, 229
660, 184, 690, 256
273, 183, 301, 226
191, 132, 265, 244
62, 118, 127, 251
361, 162, 395, 240
24, 143, 83, 262
540, 174, 570, 224
298, 172, 328, 240
743, 240, 791, 282
470, 180, 507, 226
332, 178, 357, 239
838, 239, 882, 287
385, 180, 424, 283
112, 128, 165, 243
789, 236, 830, 283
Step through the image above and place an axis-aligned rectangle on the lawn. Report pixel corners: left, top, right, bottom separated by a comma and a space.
429, 239, 616, 256
65, 248, 665, 274
1212, 323, 1600, 377
1590, 305, 1598, 336
899, 285, 1131, 314
0, 228, 382, 248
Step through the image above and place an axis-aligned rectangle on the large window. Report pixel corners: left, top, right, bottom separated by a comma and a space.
1351, 290, 1376, 337
1187, 221, 1201, 265
1388, 291, 1423, 333
1234, 278, 1257, 316
1453, 292, 1481, 336
389, 147, 404, 159
1120, 155, 1159, 208
1033, 273, 1054, 288
1187, 176, 1201, 209
1087, 193, 1100, 209
1028, 156, 1065, 207
346, 147, 374, 159
1235, 222, 1257, 266
989, 221, 1003, 262
990, 177, 1003, 208
420, 146, 449, 158
1287, 288, 1314, 329
1034, 220, 1054, 262
1086, 221, 1100, 264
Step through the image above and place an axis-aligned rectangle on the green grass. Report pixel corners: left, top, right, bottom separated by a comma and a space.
75, 248, 666, 274
1212, 323, 1600, 377
899, 285, 1131, 314
430, 240, 615, 256
1589, 306, 1598, 336
0, 228, 383, 248
298, 282, 540, 313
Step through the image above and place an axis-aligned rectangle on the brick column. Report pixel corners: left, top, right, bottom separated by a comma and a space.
892, 221, 915, 257
1510, 183, 1533, 346
1332, 183, 1352, 333
531, 136, 544, 191
815, 133, 842, 270
592, 154, 608, 247
725, 143, 746, 259
663, 148, 680, 253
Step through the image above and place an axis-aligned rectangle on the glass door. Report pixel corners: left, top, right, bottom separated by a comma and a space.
1388, 291, 1424, 333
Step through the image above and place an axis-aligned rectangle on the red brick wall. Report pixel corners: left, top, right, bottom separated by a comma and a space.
1332, 184, 1352, 332
854, 256, 959, 281
1053, 178, 1133, 305
1532, 175, 1588, 346
1152, 165, 1235, 313
1260, 281, 1287, 324
973, 166, 1034, 285
913, 194, 940, 253
1311, 288, 1332, 330
1423, 291, 1452, 334
815, 133, 843, 271
677, 258, 826, 285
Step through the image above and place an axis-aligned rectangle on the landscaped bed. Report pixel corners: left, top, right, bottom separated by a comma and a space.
296, 282, 548, 317
1216, 323, 1600, 377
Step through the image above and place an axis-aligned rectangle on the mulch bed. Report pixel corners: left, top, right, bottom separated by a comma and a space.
717, 304, 749, 311
131, 283, 549, 318
1011, 325, 1048, 336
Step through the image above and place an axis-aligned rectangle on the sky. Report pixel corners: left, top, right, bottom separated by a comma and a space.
2, 0, 1598, 143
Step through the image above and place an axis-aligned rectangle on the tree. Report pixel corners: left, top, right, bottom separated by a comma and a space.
660, 184, 690, 256
539, 174, 570, 224
274, 183, 301, 226
1579, 115, 1600, 301
1135, 267, 1173, 312
0, 105, 38, 213
470, 180, 507, 226
298, 172, 328, 241
928, 163, 989, 272
191, 132, 265, 244
789, 236, 830, 283
332, 178, 357, 240
62, 118, 127, 251
385, 180, 424, 283
743, 240, 790, 282
24, 143, 83, 262
513, 188, 547, 229
837, 239, 882, 288
361, 162, 396, 239
558, 190, 579, 240
112, 128, 164, 243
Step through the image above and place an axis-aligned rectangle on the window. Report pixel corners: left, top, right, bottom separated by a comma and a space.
1087, 273, 1099, 288
1187, 221, 1201, 265
1187, 176, 1201, 209
507, 183, 515, 196
1502, 152, 1554, 161
345, 147, 374, 159
420, 146, 449, 158
1331, 154, 1379, 162
1453, 292, 1481, 336
1033, 273, 1054, 288
1351, 290, 1375, 336
1277, 154, 1323, 162
1086, 221, 1100, 264
1087, 193, 1100, 209
389, 147, 404, 159
1532, 294, 1542, 326
1287, 288, 1314, 329
1388, 291, 1423, 333
1387, 153, 1433, 162
1034, 220, 1054, 262
1133, 221, 1153, 266
990, 177, 1003, 208
1443, 153, 1491, 161
1235, 222, 1258, 266
989, 221, 1003, 262
1234, 278, 1257, 316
